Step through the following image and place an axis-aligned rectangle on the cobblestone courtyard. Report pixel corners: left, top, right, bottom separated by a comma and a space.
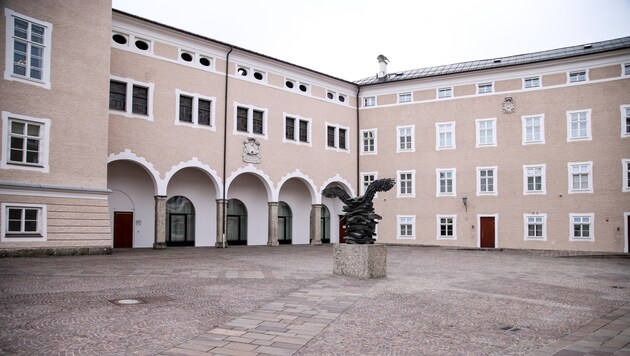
0, 245, 628, 355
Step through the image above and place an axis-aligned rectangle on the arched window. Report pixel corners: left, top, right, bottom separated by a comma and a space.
166, 196, 195, 246
278, 201, 292, 244
227, 199, 247, 245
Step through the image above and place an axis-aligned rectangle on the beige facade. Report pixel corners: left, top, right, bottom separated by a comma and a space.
1, 1, 629, 254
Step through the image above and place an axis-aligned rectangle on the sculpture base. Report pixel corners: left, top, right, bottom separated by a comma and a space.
333, 243, 387, 278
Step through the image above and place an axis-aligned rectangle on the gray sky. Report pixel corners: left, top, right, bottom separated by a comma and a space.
112, 0, 630, 81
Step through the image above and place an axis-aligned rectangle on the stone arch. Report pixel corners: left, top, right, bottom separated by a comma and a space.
319, 174, 355, 198
164, 157, 223, 199
226, 164, 274, 202
277, 169, 319, 204
107, 149, 161, 195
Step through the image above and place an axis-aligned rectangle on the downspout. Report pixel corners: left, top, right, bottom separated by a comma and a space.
356, 85, 361, 191
221, 46, 233, 248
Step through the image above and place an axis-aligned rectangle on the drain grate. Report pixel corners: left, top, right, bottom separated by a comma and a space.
500, 325, 522, 332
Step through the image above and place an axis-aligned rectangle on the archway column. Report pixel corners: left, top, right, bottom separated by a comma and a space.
310, 204, 322, 245
267, 202, 279, 247
153, 195, 167, 249
215, 199, 228, 248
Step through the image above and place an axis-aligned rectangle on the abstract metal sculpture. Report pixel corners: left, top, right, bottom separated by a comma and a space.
322, 178, 395, 244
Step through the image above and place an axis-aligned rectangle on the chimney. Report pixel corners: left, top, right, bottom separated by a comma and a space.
377, 54, 389, 78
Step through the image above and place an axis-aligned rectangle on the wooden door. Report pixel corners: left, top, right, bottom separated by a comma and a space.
338, 215, 347, 243
113, 212, 133, 248
480, 216, 495, 248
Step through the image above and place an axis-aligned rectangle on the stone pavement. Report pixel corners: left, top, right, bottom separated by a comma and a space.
0, 245, 628, 355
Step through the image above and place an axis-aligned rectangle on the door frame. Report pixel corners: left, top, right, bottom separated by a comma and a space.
624, 212, 629, 253
113, 211, 134, 248
227, 214, 247, 245
477, 214, 498, 248
168, 213, 188, 245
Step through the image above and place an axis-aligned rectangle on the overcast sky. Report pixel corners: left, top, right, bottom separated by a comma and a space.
112, 0, 630, 81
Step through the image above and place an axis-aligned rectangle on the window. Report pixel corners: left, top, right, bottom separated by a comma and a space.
362, 172, 377, 194
437, 87, 452, 99
622, 159, 630, 192
437, 215, 456, 240
567, 110, 592, 141
397, 125, 414, 152
477, 83, 493, 94
397, 170, 415, 198
363, 96, 376, 107
568, 161, 593, 194
4, 9, 52, 89
477, 167, 497, 196
570, 213, 594, 241
284, 114, 311, 145
397, 215, 415, 239
476, 118, 496, 147
624, 64, 630, 76
109, 77, 154, 120
524, 76, 540, 89
1, 111, 50, 172
236, 65, 266, 82
361, 129, 377, 155
176, 91, 215, 128
233, 104, 267, 137
524, 214, 546, 241
1, 203, 47, 241
523, 164, 546, 195
621, 105, 630, 138
569, 70, 587, 83
436, 169, 456, 197
522, 115, 545, 145
436, 122, 455, 150
325, 124, 349, 152
398, 92, 412, 103
327, 91, 336, 100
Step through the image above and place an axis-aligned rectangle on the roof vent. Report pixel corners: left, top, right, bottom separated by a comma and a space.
493, 58, 501, 63
377, 54, 389, 78
583, 44, 592, 49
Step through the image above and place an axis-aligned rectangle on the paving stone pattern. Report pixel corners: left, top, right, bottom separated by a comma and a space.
0, 245, 628, 355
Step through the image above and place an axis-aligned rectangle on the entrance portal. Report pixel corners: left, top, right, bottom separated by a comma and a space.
227, 199, 247, 245
166, 196, 195, 246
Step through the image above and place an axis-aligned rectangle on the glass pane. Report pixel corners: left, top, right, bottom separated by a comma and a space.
13, 51, 26, 76
11, 121, 25, 134
253, 111, 263, 134
24, 220, 37, 232
27, 124, 40, 137
285, 118, 295, 140
14, 18, 28, 39
8, 220, 21, 232
31, 24, 45, 44
198, 99, 211, 125
170, 215, 185, 241
8, 209, 22, 219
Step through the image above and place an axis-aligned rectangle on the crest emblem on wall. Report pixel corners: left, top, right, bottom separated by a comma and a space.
502, 96, 516, 114
242, 138, 261, 164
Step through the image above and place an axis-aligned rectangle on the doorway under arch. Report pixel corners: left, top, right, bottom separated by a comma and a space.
227, 199, 248, 245
321, 205, 331, 243
166, 196, 195, 246
278, 201, 292, 244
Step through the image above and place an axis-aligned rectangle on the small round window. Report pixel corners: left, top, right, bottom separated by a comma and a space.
299, 84, 308, 92
180, 52, 193, 62
253, 72, 264, 80
338, 96, 346, 103
237, 68, 248, 76
285, 81, 294, 89
112, 34, 127, 45
199, 57, 211, 67
327, 92, 334, 99
135, 40, 149, 51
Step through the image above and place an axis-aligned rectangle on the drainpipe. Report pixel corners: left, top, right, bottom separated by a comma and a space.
221, 46, 233, 248
356, 85, 361, 191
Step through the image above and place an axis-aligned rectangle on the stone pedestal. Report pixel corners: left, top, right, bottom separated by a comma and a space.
333, 244, 387, 278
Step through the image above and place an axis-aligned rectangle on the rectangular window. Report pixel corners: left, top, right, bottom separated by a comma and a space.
522, 115, 545, 145
179, 95, 193, 123
234, 104, 267, 137
437, 169, 456, 196
109, 81, 127, 111
621, 105, 630, 138
325, 124, 349, 151
132, 85, 148, 115
523, 164, 546, 195
524, 76, 540, 89
1, 203, 47, 241
397, 125, 414, 152
1, 112, 50, 172
477, 167, 497, 196
362, 172, 377, 194
327, 126, 336, 147
198, 99, 212, 126
569, 70, 587, 83
570, 213, 594, 241
397, 215, 415, 239
237, 107, 248, 132
283, 115, 310, 145
476, 118, 496, 147
4, 9, 52, 89
285, 117, 295, 140
477, 83, 493, 94
338, 128, 347, 149
437, 215, 456, 240
363, 96, 376, 107
625, 64, 630, 76
437, 87, 452, 98
567, 110, 591, 141
524, 214, 546, 240
398, 92, 412, 103
397, 170, 415, 197
109, 77, 153, 120
622, 159, 630, 192
436, 122, 455, 150
175, 91, 214, 128
298, 120, 308, 142
361, 129, 377, 154
252, 110, 264, 135
568, 161, 593, 193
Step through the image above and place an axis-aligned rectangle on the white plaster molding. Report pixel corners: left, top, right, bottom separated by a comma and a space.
226, 164, 275, 202
277, 169, 319, 204
319, 174, 355, 198
107, 149, 162, 195
163, 157, 223, 199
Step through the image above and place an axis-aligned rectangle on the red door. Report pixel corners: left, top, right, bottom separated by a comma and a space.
338, 215, 347, 243
114, 212, 133, 248
480, 217, 495, 248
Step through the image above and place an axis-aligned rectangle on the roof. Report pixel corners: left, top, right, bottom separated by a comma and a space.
355, 36, 630, 86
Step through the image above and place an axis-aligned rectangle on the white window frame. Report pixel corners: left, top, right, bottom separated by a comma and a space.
569, 70, 587, 83
235, 65, 267, 84
568, 161, 593, 194
523, 76, 540, 89
624, 63, 630, 76
477, 166, 498, 196
111, 30, 153, 55
4, 8, 53, 89
1, 203, 47, 241
521, 114, 545, 145
477, 82, 493, 94
476, 118, 497, 147
621, 105, 630, 138
623, 159, 630, 193
363, 96, 376, 107
175, 89, 216, 130
360, 128, 377, 155
436, 214, 457, 240
569, 213, 594, 242
436, 168, 456, 197
437, 87, 453, 99
566, 109, 592, 142
282, 113, 312, 147
324, 123, 350, 153
398, 92, 412, 103
523, 213, 547, 241
397, 170, 416, 198
361, 172, 378, 195
396, 125, 415, 153
397, 215, 415, 240
1, 111, 50, 173
436, 122, 456, 150
233, 102, 268, 139
109, 76, 155, 121
523, 164, 546, 195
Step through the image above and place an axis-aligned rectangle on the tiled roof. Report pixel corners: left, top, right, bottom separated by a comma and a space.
355, 36, 630, 86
